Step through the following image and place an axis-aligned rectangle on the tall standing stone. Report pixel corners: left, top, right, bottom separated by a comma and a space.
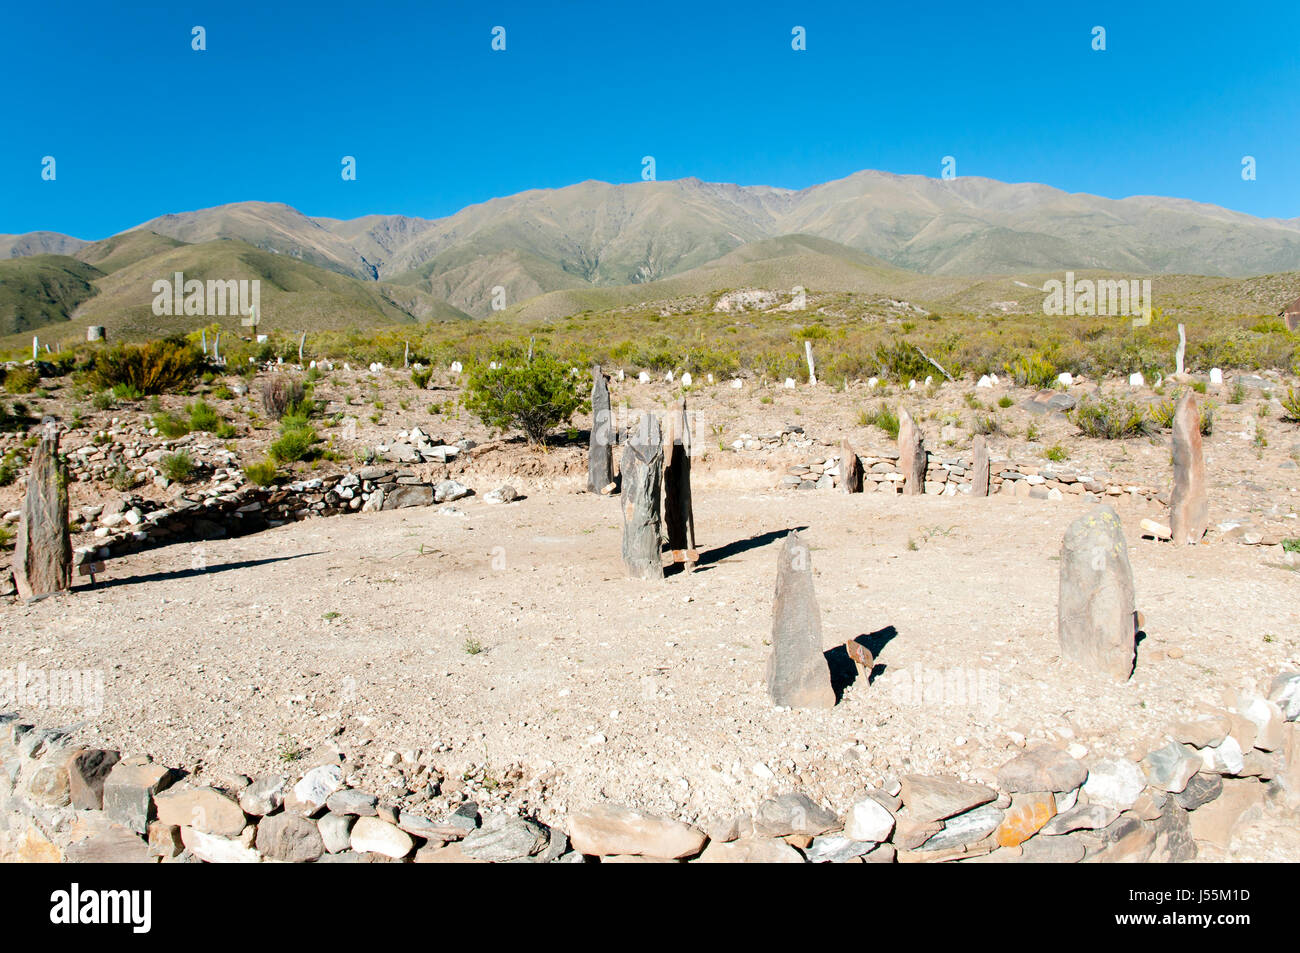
1169, 392, 1207, 545
14, 426, 72, 600
839, 439, 862, 493
1059, 504, 1137, 682
621, 414, 663, 580
662, 399, 697, 567
971, 434, 990, 497
898, 409, 926, 495
766, 531, 835, 709
587, 365, 614, 493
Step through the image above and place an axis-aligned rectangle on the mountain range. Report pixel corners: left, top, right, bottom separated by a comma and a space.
3, 170, 1299, 342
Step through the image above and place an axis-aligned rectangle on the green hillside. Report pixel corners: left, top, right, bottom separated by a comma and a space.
0, 255, 104, 337
75, 229, 187, 274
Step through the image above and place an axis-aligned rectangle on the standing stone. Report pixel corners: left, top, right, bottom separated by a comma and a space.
839, 439, 862, 493
662, 400, 697, 567
86, 326, 106, 342
587, 365, 614, 493
970, 434, 990, 497
765, 531, 835, 709
13, 426, 72, 600
1058, 504, 1137, 682
621, 414, 664, 580
1169, 392, 1208, 544
897, 409, 926, 495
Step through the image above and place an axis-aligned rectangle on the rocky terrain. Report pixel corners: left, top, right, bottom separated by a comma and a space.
2, 361, 1299, 862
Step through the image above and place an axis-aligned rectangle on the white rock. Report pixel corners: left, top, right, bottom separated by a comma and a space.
292, 764, 343, 813
1082, 758, 1145, 810
976, 375, 993, 389
681, 372, 692, 386
730, 379, 743, 389
1128, 372, 1145, 387
638, 371, 651, 384
181, 827, 261, 863
1058, 372, 1073, 387
1209, 368, 1223, 385
784, 378, 796, 389
845, 797, 895, 843
1200, 736, 1244, 775
867, 377, 878, 388
349, 817, 414, 858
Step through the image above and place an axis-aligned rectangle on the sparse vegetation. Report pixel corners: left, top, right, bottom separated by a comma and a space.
859, 402, 900, 439
259, 375, 306, 421
91, 339, 203, 394
160, 450, 196, 483
243, 459, 280, 486
2, 366, 40, 394
1069, 397, 1151, 440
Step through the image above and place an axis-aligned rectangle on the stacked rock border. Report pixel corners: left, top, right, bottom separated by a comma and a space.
3, 674, 1295, 863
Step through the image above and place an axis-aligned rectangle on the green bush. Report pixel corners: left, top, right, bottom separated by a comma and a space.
243, 459, 279, 486
1008, 352, 1057, 389
152, 411, 191, 438
462, 350, 588, 445
411, 367, 433, 389
874, 342, 931, 383
0, 448, 26, 486
1045, 444, 1069, 462
92, 339, 203, 394
160, 451, 196, 483
187, 399, 222, 433
2, 366, 41, 394
1069, 397, 1151, 440
858, 402, 901, 439
1281, 389, 1300, 423
269, 425, 318, 463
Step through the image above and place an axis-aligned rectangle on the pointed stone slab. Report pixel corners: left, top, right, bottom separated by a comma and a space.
970, 434, 990, 497
1169, 392, 1207, 544
621, 414, 663, 580
662, 399, 696, 566
766, 531, 834, 709
587, 365, 614, 493
898, 409, 926, 495
14, 427, 71, 600
839, 439, 862, 493
1058, 504, 1137, 682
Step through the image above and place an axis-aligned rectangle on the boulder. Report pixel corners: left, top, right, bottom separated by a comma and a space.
765, 531, 835, 709
567, 805, 706, 859
1169, 392, 1208, 543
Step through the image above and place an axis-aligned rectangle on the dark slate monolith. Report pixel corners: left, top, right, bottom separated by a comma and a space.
898, 409, 926, 495
14, 427, 72, 600
662, 399, 697, 567
971, 434, 990, 497
1058, 504, 1137, 682
1170, 392, 1208, 545
766, 531, 835, 709
587, 365, 614, 493
839, 439, 862, 493
621, 414, 663, 580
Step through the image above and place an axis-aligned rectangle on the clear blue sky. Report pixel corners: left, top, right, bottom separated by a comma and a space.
3, 0, 1297, 239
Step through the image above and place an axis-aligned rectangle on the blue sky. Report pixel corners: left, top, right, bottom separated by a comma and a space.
3, 0, 1297, 238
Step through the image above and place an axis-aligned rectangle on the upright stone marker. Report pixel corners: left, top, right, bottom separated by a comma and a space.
621, 414, 663, 580
587, 365, 614, 493
14, 426, 72, 600
839, 439, 862, 493
971, 434, 990, 497
898, 409, 926, 495
662, 399, 697, 568
1058, 504, 1137, 682
86, 326, 105, 342
767, 531, 835, 709
1170, 392, 1208, 544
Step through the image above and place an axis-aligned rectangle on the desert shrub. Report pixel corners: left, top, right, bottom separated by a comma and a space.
92, 339, 202, 394
0, 448, 25, 486
1148, 399, 1177, 430
997, 395, 1014, 408
270, 425, 319, 463
160, 451, 196, 483
874, 342, 931, 383
411, 367, 433, 389
859, 402, 900, 439
187, 399, 222, 433
1045, 444, 1069, 462
972, 414, 1003, 436
462, 349, 588, 445
211, 383, 235, 401
152, 411, 190, 438
259, 375, 305, 420
1007, 352, 1057, 389
2, 366, 41, 394
1281, 389, 1300, 423
1069, 397, 1151, 440
1229, 381, 1246, 404
243, 459, 279, 486
107, 464, 138, 491
110, 382, 144, 401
